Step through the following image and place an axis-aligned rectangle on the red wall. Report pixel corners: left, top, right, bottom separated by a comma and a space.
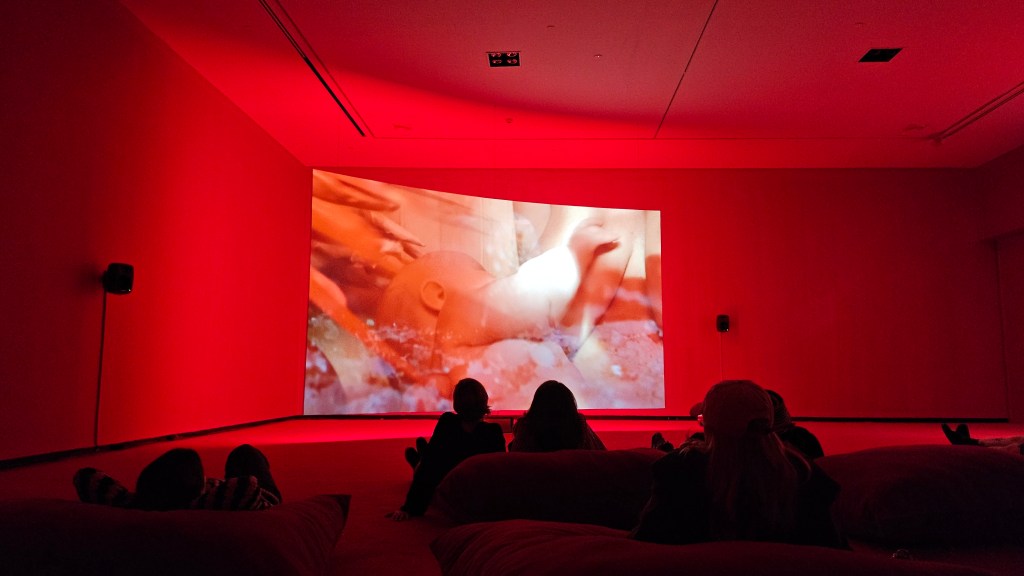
978, 145, 1024, 421
334, 167, 1006, 419
978, 144, 1024, 239
998, 235, 1024, 422
0, 1, 311, 460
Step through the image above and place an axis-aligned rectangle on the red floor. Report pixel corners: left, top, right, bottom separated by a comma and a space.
3, 418, 1023, 502
2, 418, 1023, 576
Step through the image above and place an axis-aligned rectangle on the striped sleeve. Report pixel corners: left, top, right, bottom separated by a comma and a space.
72, 467, 134, 508
192, 476, 280, 511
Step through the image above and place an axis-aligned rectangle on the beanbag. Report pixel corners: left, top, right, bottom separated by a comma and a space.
433, 448, 662, 529
0, 494, 349, 576
818, 445, 1024, 546
432, 519, 997, 576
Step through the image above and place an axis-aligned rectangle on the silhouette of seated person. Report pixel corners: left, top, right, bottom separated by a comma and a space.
765, 389, 824, 459
73, 444, 280, 511
388, 378, 506, 521
653, 389, 824, 460
942, 423, 1024, 456
508, 380, 606, 452
633, 380, 845, 548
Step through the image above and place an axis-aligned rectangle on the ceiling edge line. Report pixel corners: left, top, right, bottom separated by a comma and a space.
932, 80, 1024, 143
654, 0, 720, 139
259, 0, 366, 137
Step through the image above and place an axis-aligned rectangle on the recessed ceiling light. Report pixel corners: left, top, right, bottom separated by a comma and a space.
859, 48, 902, 62
488, 52, 520, 67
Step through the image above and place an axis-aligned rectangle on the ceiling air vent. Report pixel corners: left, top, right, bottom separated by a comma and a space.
859, 48, 902, 62
488, 52, 520, 67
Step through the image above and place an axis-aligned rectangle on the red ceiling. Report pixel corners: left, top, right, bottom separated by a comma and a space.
119, 0, 1024, 168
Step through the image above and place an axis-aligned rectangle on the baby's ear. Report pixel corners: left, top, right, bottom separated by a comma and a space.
420, 280, 446, 313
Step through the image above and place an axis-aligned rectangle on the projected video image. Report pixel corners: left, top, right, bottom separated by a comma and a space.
304, 170, 663, 414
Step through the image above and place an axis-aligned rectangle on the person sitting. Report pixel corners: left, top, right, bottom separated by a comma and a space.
765, 389, 824, 460
650, 401, 708, 452
73, 444, 281, 511
941, 423, 1024, 455
632, 380, 845, 548
388, 378, 506, 520
652, 389, 824, 460
508, 380, 606, 452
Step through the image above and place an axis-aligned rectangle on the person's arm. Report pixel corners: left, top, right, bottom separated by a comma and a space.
580, 421, 606, 450
630, 449, 707, 544
796, 463, 848, 549
508, 419, 531, 452
789, 427, 825, 460
193, 477, 280, 511
485, 423, 507, 453
72, 468, 134, 508
425, 412, 459, 453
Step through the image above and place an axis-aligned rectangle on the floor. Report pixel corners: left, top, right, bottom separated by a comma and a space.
2, 418, 1023, 575
5, 417, 1024, 501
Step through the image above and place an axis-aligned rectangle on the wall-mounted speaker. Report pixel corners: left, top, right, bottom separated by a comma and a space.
716, 314, 730, 333
102, 263, 134, 295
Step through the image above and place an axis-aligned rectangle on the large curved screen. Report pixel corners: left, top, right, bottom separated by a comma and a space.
304, 170, 663, 413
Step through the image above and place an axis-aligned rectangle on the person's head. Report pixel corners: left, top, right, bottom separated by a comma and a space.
701, 380, 773, 441
453, 377, 491, 422
517, 380, 585, 451
525, 380, 579, 420
765, 389, 794, 432
701, 380, 802, 541
135, 448, 204, 511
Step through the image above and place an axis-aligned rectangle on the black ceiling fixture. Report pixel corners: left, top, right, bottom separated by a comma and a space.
859, 48, 902, 62
488, 52, 521, 67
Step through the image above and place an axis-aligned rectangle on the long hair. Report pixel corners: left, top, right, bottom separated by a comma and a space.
516, 380, 585, 451
701, 380, 807, 541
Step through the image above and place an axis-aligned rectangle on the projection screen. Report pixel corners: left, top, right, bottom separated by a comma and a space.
304, 170, 663, 414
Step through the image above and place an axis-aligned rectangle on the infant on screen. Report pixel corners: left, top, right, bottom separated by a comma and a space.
374, 219, 617, 397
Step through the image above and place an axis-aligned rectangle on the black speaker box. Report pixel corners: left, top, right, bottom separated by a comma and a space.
102, 263, 134, 295
715, 314, 730, 333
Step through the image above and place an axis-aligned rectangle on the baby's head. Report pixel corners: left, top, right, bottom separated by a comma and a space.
376, 251, 492, 352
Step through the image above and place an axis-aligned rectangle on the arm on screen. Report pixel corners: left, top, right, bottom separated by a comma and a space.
532, 206, 645, 351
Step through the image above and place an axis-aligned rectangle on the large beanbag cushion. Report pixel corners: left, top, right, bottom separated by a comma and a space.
433, 448, 663, 529
818, 445, 1024, 546
0, 494, 349, 576
431, 519, 997, 576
